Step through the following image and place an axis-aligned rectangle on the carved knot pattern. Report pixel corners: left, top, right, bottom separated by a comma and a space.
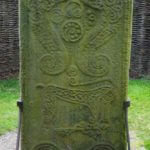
62, 21, 83, 42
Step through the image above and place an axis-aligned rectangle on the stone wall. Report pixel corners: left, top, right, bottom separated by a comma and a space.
0, 0, 19, 79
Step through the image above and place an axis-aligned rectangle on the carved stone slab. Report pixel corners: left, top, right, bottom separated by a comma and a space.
20, 0, 133, 150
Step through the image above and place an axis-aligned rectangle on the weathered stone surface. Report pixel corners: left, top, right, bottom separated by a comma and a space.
20, 0, 133, 149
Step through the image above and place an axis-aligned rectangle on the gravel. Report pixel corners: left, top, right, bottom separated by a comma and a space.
0, 131, 17, 150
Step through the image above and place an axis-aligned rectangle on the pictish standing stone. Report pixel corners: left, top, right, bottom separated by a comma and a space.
20, 0, 133, 150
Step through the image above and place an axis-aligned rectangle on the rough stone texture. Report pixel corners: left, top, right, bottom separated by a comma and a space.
20, 0, 133, 149
130, 0, 150, 78
0, 0, 19, 79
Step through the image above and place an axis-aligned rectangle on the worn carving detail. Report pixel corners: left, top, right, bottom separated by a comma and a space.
85, 9, 97, 30
105, 0, 117, 6
29, 0, 66, 12
65, 1, 83, 18
68, 79, 113, 88
67, 66, 79, 85
104, 0, 124, 24
90, 143, 115, 150
81, 0, 104, 10
33, 143, 59, 150
51, 9, 64, 24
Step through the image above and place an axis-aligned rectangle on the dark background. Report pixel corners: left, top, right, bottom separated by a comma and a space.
0, 0, 150, 79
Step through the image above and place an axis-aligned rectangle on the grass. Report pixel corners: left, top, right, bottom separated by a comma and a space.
0, 79, 19, 135
0, 78, 150, 148
128, 79, 150, 149
144, 141, 150, 150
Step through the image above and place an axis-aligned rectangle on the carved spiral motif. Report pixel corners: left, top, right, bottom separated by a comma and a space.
90, 55, 109, 70
66, 1, 82, 18
62, 21, 83, 42
51, 9, 64, 24
40, 0, 55, 11
40, 53, 67, 75
76, 53, 110, 77
103, 0, 123, 23
33, 143, 59, 150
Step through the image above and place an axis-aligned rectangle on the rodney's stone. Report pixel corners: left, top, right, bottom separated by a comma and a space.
20, 0, 133, 149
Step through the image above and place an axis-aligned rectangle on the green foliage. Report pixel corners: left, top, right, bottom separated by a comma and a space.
144, 140, 150, 150
0, 79, 20, 135
128, 79, 150, 148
